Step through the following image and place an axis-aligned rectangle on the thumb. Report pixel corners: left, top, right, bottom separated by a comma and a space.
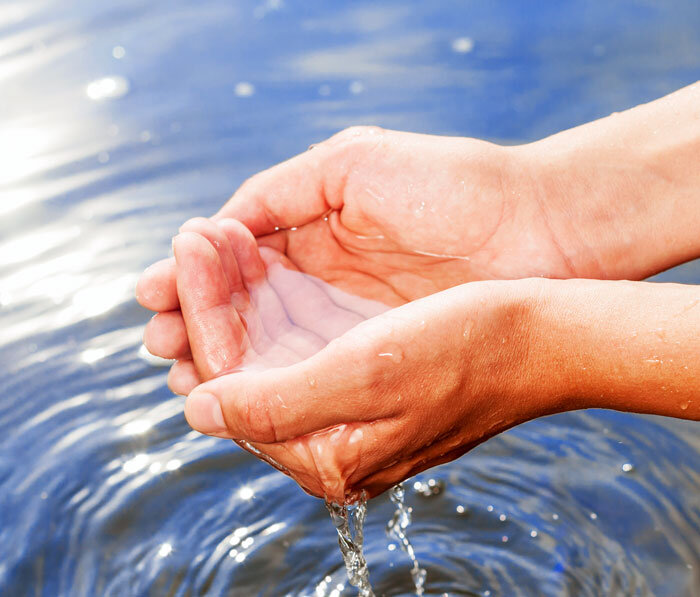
212, 127, 381, 235
183, 331, 395, 443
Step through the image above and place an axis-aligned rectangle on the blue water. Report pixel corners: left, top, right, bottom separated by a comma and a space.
1, 1, 699, 595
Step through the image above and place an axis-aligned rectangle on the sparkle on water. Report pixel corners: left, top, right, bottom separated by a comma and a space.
2, 1, 699, 595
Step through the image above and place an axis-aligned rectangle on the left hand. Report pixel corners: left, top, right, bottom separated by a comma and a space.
172, 223, 547, 501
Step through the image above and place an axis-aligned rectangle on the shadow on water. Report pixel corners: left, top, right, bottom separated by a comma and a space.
0, 0, 699, 595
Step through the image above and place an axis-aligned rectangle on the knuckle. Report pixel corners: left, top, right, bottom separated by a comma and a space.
328, 125, 384, 146
235, 390, 279, 443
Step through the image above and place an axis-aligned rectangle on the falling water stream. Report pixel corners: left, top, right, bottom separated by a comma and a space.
386, 484, 427, 596
2, 1, 700, 595
326, 496, 375, 597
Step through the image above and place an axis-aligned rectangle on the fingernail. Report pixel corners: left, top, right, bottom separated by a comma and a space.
185, 392, 227, 433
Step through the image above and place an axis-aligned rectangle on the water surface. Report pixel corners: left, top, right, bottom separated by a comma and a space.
1, 1, 699, 595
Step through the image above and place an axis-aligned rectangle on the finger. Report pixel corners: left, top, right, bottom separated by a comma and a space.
168, 359, 200, 396
173, 231, 253, 380
260, 247, 365, 342
136, 257, 179, 311
183, 331, 400, 443
217, 219, 326, 358
180, 217, 246, 303
211, 148, 332, 236
212, 126, 388, 235
143, 311, 191, 359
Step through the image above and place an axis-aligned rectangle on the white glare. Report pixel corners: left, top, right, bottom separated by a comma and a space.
80, 348, 106, 364
238, 486, 255, 500
451, 37, 474, 53
85, 76, 130, 100
123, 453, 149, 474
157, 543, 173, 558
234, 82, 255, 97
122, 419, 153, 435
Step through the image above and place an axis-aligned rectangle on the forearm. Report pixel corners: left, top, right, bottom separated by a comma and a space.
529, 279, 700, 420
519, 82, 700, 280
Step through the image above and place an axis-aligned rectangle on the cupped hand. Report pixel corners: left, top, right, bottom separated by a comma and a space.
137, 127, 596, 372
171, 223, 548, 501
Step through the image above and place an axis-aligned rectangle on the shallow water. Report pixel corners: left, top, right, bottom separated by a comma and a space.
1, 0, 700, 595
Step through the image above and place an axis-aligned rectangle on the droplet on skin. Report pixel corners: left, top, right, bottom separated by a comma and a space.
621, 463, 634, 473
378, 348, 404, 363
308, 377, 316, 388
348, 429, 363, 444
463, 320, 474, 340
680, 401, 690, 411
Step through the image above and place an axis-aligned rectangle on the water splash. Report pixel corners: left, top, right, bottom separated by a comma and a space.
325, 496, 374, 597
386, 483, 426, 595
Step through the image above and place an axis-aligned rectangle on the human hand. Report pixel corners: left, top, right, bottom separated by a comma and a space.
136, 126, 599, 317
142, 217, 387, 395
171, 224, 548, 501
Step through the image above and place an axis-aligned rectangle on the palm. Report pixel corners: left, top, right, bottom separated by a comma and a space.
231, 128, 576, 306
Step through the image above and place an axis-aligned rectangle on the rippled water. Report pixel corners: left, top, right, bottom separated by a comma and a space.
1, 1, 699, 595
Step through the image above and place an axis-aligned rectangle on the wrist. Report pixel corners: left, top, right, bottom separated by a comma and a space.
512, 82, 700, 280
530, 278, 700, 419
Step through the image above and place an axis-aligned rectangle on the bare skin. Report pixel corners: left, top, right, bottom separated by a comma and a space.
136, 83, 700, 501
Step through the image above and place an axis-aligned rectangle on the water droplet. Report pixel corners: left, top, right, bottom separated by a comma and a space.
308, 377, 317, 388
456, 505, 466, 514
621, 463, 634, 473
487, 505, 494, 512
463, 320, 474, 339
414, 201, 426, 218
349, 429, 363, 444
139, 130, 152, 143
589, 512, 597, 520
412, 478, 445, 497
157, 542, 173, 558
349, 80, 365, 94
234, 81, 255, 97
112, 45, 126, 59
290, 226, 298, 231
501, 535, 509, 543
680, 401, 689, 411
451, 37, 474, 53
378, 347, 404, 363
530, 529, 538, 538
499, 514, 507, 522
552, 513, 559, 520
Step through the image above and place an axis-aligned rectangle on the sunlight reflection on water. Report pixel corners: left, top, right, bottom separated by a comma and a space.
0, 0, 698, 595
